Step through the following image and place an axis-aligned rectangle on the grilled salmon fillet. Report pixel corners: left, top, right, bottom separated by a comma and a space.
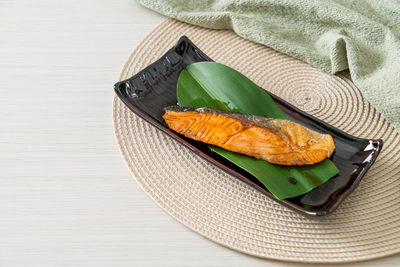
163, 106, 335, 166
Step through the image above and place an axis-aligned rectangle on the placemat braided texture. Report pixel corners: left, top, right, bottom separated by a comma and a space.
113, 19, 400, 263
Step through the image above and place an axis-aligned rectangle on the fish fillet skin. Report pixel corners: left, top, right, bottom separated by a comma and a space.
163, 106, 335, 166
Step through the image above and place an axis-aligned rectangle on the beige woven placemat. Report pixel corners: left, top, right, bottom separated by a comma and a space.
113, 19, 400, 263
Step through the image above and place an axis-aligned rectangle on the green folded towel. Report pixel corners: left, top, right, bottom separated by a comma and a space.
138, 0, 400, 134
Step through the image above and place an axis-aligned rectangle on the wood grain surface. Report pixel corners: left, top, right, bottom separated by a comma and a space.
0, 0, 399, 266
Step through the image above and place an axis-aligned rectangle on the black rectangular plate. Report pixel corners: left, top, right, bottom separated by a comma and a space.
114, 36, 382, 216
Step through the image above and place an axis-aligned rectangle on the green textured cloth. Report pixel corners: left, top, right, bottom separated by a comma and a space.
138, 0, 400, 134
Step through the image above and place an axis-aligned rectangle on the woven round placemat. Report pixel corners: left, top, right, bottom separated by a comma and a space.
113, 19, 400, 263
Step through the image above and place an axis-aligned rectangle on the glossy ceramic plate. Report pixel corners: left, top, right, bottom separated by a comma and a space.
114, 36, 382, 216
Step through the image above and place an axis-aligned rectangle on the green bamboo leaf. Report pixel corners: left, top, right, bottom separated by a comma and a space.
177, 62, 339, 200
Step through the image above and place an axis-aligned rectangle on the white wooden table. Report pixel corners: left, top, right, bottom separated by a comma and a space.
1, 1, 399, 266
